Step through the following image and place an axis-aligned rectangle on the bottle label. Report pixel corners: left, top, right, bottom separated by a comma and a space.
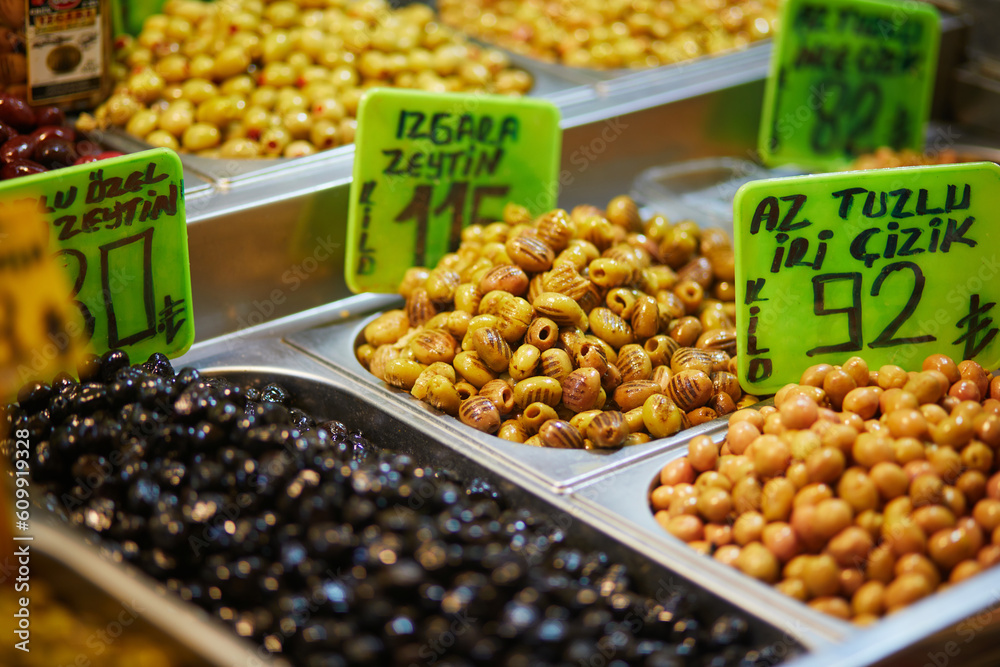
25, 0, 104, 104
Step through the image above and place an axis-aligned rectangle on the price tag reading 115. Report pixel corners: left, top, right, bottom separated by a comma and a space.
347, 89, 561, 294
1, 148, 194, 362
734, 162, 1000, 395
758, 0, 940, 171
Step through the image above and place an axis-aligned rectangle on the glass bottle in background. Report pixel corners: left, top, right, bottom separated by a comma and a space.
0, 0, 113, 110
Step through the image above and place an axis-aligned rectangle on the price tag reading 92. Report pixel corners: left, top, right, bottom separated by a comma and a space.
733, 162, 1000, 395
346, 89, 561, 294
1, 148, 194, 362
758, 0, 940, 171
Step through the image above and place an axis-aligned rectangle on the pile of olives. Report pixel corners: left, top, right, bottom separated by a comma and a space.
80, 0, 533, 158
0, 93, 123, 179
438, 0, 780, 70
4, 349, 797, 666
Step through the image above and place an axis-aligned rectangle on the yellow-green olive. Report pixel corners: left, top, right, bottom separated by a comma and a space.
498, 419, 528, 442
513, 376, 563, 409
425, 375, 461, 416
588, 307, 634, 349
364, 310, 410, 347
589, 258, 634, 288
494, 295, 534, 342
643, 394, 685, 438
539, 348, 573, 381
519, 402, 560, 434
509, 344, 541, 382
453, 351, 498, 388
533, 292, 588, 330
383, 358, 426, 391
644, 335, 680, 367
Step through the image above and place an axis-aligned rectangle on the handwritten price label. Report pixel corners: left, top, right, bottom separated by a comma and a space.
758, 0, 940, 171
733, 162, 1000, 394
346, 89, 561, 294
0, 148, 194, 363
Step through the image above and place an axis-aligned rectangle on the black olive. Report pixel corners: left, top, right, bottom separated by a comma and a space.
260, 383, 290, 404
143, 352, 175, 377
76, 353, 102, 382
16, 381, 51, 413
100, 349, 131, 382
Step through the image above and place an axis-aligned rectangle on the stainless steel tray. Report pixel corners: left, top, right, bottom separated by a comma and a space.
571, 442, 1000, 667
281, 313, 733, 492
31, 519, 273, 667
33, 341, 806, 664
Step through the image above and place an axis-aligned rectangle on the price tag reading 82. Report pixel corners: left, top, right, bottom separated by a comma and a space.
346, 89, 561, 294
758, 0, 940, 171
2, 148, 194, 362
733, 162, 1000, 395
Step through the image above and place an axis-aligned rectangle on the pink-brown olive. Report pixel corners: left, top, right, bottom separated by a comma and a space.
561, 367, 603, 413
586, 410, 629, 448
537, 419, 584, 449
458, 396, 501, 434
666, 369, 713, 412
478, 264, 529, 297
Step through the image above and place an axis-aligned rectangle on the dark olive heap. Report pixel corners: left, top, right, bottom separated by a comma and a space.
3, 350, 798, 667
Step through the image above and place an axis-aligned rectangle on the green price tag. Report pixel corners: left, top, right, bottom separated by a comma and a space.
734, 162, 1000, 395
0, 148, 195, 362
346, 88, 562, 294
758, 0, 940, 171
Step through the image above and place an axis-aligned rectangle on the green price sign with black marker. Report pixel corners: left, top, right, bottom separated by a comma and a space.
734, 162, 1000, 395
759, 0, 940, 171
346, 88, 562, 294
1, 147, 195, 362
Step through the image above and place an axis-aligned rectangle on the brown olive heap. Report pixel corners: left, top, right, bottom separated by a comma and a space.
650, 353, 1000, 624
80, 0, 532, 158
356, 195, 756, 449
438, 0, 780, 70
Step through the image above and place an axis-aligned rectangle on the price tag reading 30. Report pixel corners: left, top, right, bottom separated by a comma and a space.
0, 148, 194, 362
759, 0, 940, 171
734, 162, 1000, 395
347, 89, 561, 294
